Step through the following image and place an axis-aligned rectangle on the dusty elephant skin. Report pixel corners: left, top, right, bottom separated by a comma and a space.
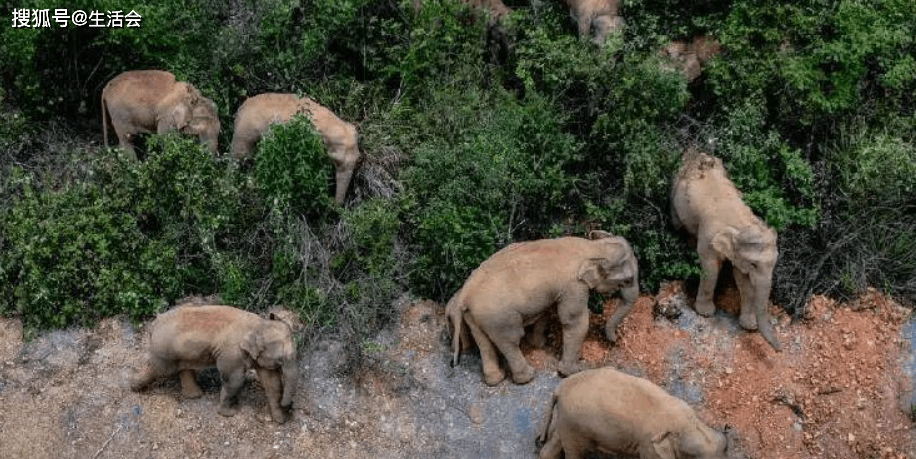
446, 230, 639, 386
538, 367, 728, 459
670, 149, 781, 350
129, 305, 299, 423
101, 70, 221, 159
230, 93, 362, 205
565, 0, 624, 45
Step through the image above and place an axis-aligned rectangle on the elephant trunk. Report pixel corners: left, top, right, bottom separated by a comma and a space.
755, 279, 781, 351
280, 359, 298, 408
334, 169, 354, 205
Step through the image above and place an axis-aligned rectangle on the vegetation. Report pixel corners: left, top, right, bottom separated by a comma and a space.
2, 0, 914, 351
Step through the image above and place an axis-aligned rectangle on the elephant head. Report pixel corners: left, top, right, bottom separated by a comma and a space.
580, 230, 638, 299
160, 84, 221, 153
241, 315, 298, 408
652, 423, 728, 459
710, 223, 780, 350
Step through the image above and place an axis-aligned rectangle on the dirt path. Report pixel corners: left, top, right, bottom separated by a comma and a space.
0, 288, 913, 458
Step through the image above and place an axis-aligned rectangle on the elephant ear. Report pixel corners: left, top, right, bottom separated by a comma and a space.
588, 229, 615, 240
709, 227, 738, 259
240, 329, 263, 360
577, 258, 614, 289
651, 431, 677, 459
163, 103, 191, 132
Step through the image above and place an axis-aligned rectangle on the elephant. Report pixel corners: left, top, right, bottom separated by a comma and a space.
230, 93, 362, 205
129, 304, 299, 423
670, 149, 781, 351
101, 70, 220, 160
661, 35, 722, 83
565, 0, 625, 45
446, 230, 639, 386
538, 367, 728, 459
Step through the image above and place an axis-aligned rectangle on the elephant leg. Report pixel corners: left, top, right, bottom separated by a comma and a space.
538, 434, 563, 459
129, 356, 175, 391
483, 312, 535, 385
179, 369, 203, 398
464, 314, 506, 386
230, 134, 257, 160
556, 300, 588, 377
216, 363, 246, 417
110, 120, 139, 161
256, 368, 287, 423
695, 251, 721, 316
527, 315, 549, 348
733, 269, 758, 330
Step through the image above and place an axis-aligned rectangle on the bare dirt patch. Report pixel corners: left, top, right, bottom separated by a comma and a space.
546, 284, 916, 459
0, 290, 913, 458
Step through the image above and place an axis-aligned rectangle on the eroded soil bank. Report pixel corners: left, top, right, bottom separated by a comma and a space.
0, 286, 913, 458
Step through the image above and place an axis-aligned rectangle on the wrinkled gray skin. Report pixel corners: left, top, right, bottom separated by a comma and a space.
231, 93, 362, 205
129, 305, 298, 423
101, 70, 220, 159
538, 367, 728, 459
446, 231, 639, 386
565, 0, 625, 44
671, 149, 781, 351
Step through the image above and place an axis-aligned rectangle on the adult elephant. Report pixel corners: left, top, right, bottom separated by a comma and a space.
565, 0, 624, 44
101, 70, 220, 159
538, 367, 728, 459
446, 231, 639, 386
670, 149, 781, 351
129, 304, 299, 423
231, 93, 361, 205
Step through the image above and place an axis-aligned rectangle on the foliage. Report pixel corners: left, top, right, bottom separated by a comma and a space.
255, 114, 335, 219
403, 88, 580, 299
3, 0, 916, 339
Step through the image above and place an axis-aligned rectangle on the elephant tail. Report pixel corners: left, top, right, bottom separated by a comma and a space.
537, 390, 559, 446
446, 292, 464, 368
101, 92, 110, 147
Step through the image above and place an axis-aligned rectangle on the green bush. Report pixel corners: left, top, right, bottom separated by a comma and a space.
403, 88, 579, 299
255, 114, 335, 219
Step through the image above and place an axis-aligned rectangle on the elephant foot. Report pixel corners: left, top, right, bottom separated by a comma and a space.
694, 299, 716, 317
511, 365, 536, 385
269, 405, 289, 424
128, 367, 155, 391
483, 367, 507, 386
604, 326, 619, 344
557, 360, 584, 378
739, 313, 758, 330
527, 332, 547, 349
217, 404, 239, 417
182, 386, 203, 399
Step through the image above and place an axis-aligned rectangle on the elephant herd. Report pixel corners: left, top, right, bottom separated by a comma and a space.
100, 70, 361, 204
127, 145, 775, 459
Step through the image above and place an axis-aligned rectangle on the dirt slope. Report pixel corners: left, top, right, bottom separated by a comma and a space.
0, 287, 913, 458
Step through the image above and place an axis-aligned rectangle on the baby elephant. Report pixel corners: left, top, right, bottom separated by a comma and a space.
129, 305, 299, 423
538, 367, 728, 459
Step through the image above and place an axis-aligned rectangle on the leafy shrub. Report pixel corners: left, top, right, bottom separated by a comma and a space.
403, 88, 579, 299
255, 114, 335, 219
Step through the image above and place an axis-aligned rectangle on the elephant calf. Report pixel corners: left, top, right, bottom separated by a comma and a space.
101, 70, 220, 159
661, 35, 722, 83
231, 93, 361, 205
447, 231, 639, 386
670, 149, 781, 350
130, 305, 299, 423
538, 367, 728, 459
